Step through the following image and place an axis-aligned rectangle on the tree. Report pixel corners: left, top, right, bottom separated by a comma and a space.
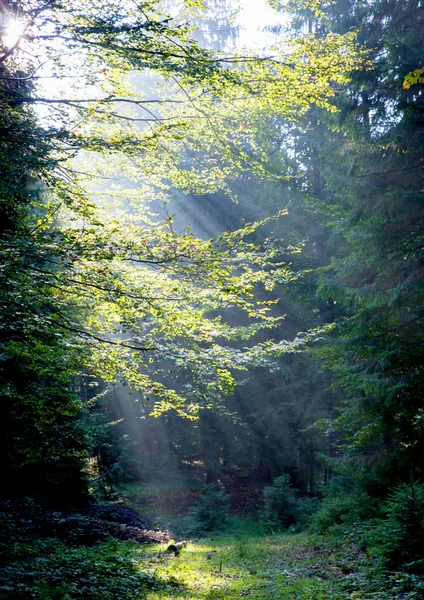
0, 0, 364, 504
275, 0, 424, 489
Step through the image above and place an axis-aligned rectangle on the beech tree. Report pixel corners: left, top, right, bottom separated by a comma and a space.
0, 0, 363, 502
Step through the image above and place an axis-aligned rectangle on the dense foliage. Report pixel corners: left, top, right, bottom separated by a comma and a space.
97, 0, 424, 504
0, 0, 362, 506
185, 484, 230, 534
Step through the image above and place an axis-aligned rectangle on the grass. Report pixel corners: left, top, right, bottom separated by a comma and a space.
135, 528, 374, 599
2, 483, 422, 599
116, 482, 416, 600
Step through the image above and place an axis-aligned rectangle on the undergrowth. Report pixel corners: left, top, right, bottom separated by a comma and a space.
3, 481, 424, 599
0, 538, 172, 600
139, 530, 423, 599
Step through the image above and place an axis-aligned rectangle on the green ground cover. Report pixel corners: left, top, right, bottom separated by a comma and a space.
2, 482, 422, 599
2, 523, 419, 600
139, 529, 370, 600
118, 483, 421, 600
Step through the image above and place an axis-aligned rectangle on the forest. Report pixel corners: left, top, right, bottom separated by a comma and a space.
1, 0, 423, 598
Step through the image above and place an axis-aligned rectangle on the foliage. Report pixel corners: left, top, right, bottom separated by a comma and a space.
367, 481, 424, 574
0, 536, 166, 600
185, 484, 230, 534
3, 0, 370, 518
261, 476, 319, 533
135, 523, 412, 599
1, 8, 423, 596
262, 475, 298, 532
0, 0, 366, 507
0, 0, 364, 412
403, 68, 424, 90
310, 487, 379, 534
319, 0, 424, 487
293, 497, 320, 530
261, 0, 424, 493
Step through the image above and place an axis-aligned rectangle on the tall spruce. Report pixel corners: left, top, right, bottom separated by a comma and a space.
282, 0, 424, 487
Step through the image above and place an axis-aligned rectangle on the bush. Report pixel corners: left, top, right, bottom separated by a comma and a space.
262, 475, 297, 532
310, 488, 379, 534
368, 481, 424, 573
186, 485, 230, 534
293, 497, 320, 530
0, 537, 164, 600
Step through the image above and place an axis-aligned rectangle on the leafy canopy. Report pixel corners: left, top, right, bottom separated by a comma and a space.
0, 0, 364, 417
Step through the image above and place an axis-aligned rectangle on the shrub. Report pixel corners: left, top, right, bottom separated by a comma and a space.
0, 538, 164, 599
262, 475, 297, 532
35, 583, 72, 600
310, 489, 379, 534
368, 481, 424, 573
186, 485, 230, 534
293, 497, 320, 530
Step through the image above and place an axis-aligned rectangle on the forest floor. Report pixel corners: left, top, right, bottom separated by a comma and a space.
117, 482, 393, 600
1, 482, 415, 599
137, 526, 374, 600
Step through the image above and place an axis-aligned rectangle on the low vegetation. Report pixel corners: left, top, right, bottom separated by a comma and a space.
2, 479, 424, 599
